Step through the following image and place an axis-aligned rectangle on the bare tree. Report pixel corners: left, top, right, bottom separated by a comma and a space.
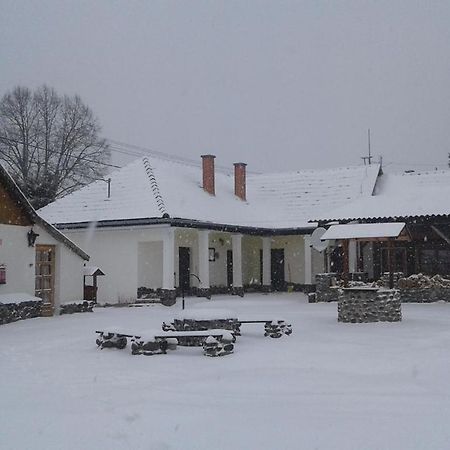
0, 85, 110, 208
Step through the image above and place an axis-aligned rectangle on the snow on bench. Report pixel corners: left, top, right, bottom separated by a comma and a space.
95, 328, 235, 356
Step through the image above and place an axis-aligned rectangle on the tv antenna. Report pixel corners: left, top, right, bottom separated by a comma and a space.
361, 128, 373, 165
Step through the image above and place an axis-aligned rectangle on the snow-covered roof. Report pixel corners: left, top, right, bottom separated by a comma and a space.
313, 170, 450, 222
83, 266, 105, 276
321, 223, 406, 240
38, 156, 380, 230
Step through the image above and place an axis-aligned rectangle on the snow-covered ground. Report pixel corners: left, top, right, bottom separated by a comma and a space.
2, 293, 450, 450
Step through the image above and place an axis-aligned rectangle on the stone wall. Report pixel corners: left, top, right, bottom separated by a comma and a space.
338, 288, 401, 323
0, 300, 42, 325
380, 272, 404, 289
315, 273, 340, 302
60, 301, 95, 315
399, 288, 450, 303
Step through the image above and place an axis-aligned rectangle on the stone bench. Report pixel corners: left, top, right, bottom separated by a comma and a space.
162, 318, 292, 338
95, 328, 235, 357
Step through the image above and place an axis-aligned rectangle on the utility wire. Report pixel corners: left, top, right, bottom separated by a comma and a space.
0, 135, 121, 169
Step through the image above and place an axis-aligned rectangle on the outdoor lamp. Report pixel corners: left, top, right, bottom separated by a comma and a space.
27, 228, 39, 247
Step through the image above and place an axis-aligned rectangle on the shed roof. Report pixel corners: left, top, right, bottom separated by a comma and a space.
321, 223, 406, 240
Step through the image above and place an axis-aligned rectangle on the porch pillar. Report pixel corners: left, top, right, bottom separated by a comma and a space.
198, 229, 211, 298
232, 234, 244, 296
349, 239, 358, 274
262, 237, 271, 290
161, 227, 176, 306
304, 235, 312, 284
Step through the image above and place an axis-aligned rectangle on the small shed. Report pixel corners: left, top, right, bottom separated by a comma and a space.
321, 222, 410, 288
83, 266, 105, 302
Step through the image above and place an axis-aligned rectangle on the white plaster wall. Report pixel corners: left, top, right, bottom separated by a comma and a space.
209, 233, 232, 287
311, 247, 326, 281
0, 224, 35, 296
34, 224, 86, 309
271, 235, 306, 284
0, 223, 85, 309
64, 224, 321, 303
138, 241, 163, 288
66, 226, 170, 303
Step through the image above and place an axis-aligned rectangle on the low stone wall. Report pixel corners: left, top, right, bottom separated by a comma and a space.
0, 300, 42, 325
60, 301, 95, 315
380, 272, 404, 289
315, 273, 340, 302
399, 288, 450, 303
338, 288, 401, 323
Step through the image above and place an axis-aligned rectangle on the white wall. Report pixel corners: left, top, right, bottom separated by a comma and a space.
64, 225, 324, 304
34, 224, 85, 308
138, 241, 163, 288
0, 224, 35, 296
0, 223, 85, 310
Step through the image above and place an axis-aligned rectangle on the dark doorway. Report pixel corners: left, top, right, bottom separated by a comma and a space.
179, 247, 191, 291
271, 249, 285, 291
227, 250, 233, 287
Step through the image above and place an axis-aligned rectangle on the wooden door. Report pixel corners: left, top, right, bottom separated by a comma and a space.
271, 249, 285, 291
35, 245, 55, 305
178, 247, 191, 291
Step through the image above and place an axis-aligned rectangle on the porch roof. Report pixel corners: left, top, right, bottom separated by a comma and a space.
321, 222, 406, 241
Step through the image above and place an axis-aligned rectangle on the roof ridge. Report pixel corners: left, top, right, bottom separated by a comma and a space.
248, 163, 380, 178
142, 157, 169, 218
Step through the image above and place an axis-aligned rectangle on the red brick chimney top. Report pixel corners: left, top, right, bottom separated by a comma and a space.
234, 162, 247, 201
201, 154, 216, 196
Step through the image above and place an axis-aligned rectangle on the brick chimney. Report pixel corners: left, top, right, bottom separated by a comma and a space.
234, 162, 247, 201
201, 154, 216, 195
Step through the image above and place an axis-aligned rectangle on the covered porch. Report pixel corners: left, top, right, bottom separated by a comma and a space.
137, 226, 322, 305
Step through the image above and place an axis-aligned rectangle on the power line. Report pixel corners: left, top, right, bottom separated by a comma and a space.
0, 135, 121, 169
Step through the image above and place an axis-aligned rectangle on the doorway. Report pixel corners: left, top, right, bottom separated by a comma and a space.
35, 245, 55, 305
179, 247, 191, 291
271, 248, 285, 291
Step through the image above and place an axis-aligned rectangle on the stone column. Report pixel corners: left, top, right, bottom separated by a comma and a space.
304, 235, 312, 284
198, 229, 211, 298
262, 236, 271, 291
161, 227, 176, 306
232, 234, 244, 296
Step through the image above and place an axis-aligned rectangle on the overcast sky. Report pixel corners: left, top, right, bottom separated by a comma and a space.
1, 0, 450, 173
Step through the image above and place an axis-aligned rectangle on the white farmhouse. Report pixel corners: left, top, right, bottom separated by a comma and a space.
0, 164, 89, 315
39, 155, 380, 305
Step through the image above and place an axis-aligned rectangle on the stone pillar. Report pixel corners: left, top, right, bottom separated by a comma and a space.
304, 235, 312, 284
197, 229, 211, 298
232, 234, 244, 296
262, 237, 271, 291
161, 227, 176, 306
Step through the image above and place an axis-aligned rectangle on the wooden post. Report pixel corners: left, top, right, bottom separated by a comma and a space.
388, 239, 394, 289
342, 240, 349, 287
93, 275, 98, 303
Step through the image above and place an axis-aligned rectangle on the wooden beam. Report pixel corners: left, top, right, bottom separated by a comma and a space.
342, 240, 349, 287
388, 239, 394, 289
431, 225, 450, 246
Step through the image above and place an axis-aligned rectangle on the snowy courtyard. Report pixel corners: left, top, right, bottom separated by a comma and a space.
2, 293, 450, 450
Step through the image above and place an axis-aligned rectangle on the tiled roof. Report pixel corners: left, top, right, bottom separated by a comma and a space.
313, 169, 450, 222
38, 156, 380, 230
